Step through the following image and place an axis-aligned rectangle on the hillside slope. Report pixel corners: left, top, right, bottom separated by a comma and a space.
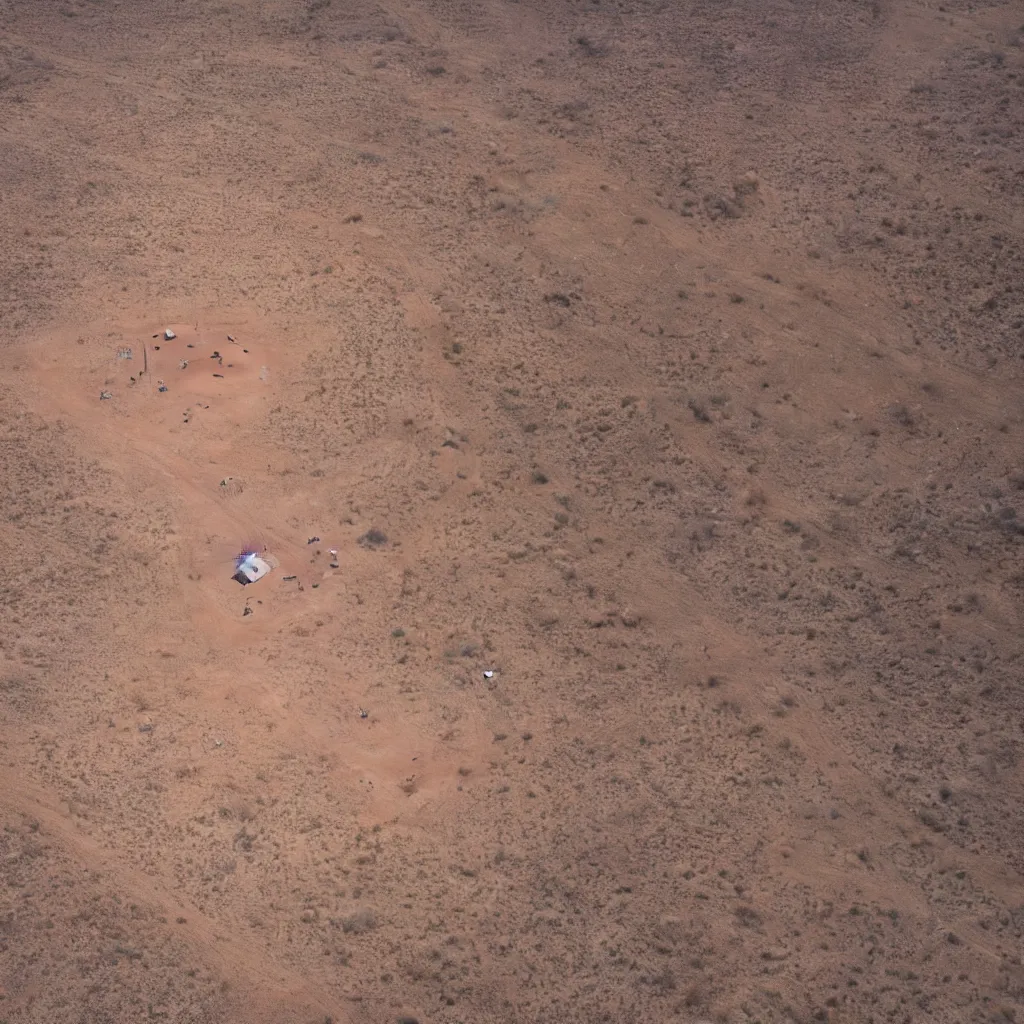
1, 1, 1022, 1021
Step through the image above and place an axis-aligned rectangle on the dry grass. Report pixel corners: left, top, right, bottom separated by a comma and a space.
0, 0, 1022, 1022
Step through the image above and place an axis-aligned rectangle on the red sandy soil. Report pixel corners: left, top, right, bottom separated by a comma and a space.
1, 1, 1023, 1022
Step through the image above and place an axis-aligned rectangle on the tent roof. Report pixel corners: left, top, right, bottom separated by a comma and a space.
234, 554, 271, 585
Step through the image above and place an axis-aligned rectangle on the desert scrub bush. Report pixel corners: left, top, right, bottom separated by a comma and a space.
889, 403, 915, 428
340, 909, 377, 934
688, 399, 711, 423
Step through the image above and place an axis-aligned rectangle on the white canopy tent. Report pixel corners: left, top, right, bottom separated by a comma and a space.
233, 553, 271, 586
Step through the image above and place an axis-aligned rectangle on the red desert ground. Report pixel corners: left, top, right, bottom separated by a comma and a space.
1, 1, 1023, 1022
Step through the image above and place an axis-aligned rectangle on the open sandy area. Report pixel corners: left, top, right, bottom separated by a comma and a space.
1, 0, 1023, 1021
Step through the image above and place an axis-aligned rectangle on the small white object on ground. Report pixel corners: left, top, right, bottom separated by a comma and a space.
164, 328, 176, 340
483, 670, 495, 679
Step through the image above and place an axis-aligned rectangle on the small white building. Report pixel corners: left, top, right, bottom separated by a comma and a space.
233, 553, 271, 586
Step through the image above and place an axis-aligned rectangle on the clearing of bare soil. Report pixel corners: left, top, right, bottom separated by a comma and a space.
1, 0, 1023, 1022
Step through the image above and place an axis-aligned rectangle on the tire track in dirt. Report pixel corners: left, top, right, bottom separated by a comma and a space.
0, 768, 346, 1023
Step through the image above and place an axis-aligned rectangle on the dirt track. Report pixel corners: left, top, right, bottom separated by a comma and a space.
2, 1, 1023, 1021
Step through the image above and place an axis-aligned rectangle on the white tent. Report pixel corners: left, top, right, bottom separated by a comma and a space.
233, 553, 271, 586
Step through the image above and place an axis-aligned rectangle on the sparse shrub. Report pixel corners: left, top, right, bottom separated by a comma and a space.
734, 171, 759, 198
575, 35, 606, 57
340, 909, 378, 934
688, 399, 710, 422
358, 528, 388, 548
889, 403, 915, 428
650, 967, 676, 993
704, 195, 741, 220
734, 904, 762, 928
683, 982, 706, 1008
